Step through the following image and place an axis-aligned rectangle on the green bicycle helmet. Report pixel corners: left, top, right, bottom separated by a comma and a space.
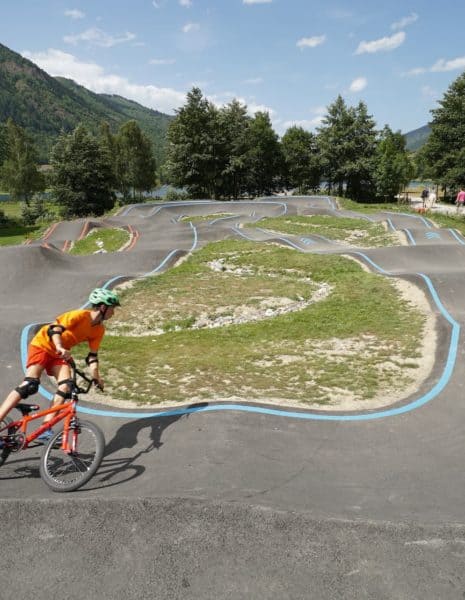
89, 288, 121, 307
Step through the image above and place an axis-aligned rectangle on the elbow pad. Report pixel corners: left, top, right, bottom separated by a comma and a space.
47, 324, 66, 339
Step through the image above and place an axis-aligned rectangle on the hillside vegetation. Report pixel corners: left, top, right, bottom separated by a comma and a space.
0, 43, 172, 163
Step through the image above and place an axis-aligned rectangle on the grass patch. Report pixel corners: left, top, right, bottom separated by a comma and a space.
181, 213, 234, 223
251, 214, 400, 247
91, 239, 425, 406
0, 200, 60, 246
70, 227, 130, 255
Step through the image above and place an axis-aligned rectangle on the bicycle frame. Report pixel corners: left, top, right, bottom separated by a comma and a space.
0, 401, 76, 451
0, 360, 96, 453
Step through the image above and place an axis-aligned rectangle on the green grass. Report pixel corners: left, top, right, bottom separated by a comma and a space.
92, 239, 425, 406
69, 227, 130, 255
0, 200, 60, 246
251, 214, 400, 247
181, 213, 234, 223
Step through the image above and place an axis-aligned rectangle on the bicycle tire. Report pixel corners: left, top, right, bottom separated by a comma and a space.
39, 420, 105, 492
0, 417, 13, 468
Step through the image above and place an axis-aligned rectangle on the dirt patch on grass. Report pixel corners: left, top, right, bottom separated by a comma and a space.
90, 274, 437, 413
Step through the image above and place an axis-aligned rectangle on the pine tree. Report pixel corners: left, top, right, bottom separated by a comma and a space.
421, 72, 465, 191
218, 100, 251, 199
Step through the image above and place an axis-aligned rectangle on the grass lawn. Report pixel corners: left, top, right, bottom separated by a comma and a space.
250, 214, 400, 247
83, 239, 426, 407
70, 227, 130, 255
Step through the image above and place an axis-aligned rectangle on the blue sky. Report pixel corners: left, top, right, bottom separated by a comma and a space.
2, 1, 465, 135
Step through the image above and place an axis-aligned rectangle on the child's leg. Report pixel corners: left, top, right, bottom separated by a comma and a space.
0, 365, 44, 422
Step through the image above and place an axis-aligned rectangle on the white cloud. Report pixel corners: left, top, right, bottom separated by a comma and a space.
404, 55, 465, 76
64, 9, 85, 19
391, 12, 418, 31
297, 35, 326, 49
355, 31, 405, 54
182, 22, 200, 33
349, 77, 367, 92
180, 0, 192, 5
22, 48, 186, 114
150, 58, 176, 65
243, 0, 272, 4
431, 56, 465, 72
63, 28, 136, 47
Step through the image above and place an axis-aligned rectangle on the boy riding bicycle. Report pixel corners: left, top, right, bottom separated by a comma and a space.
0, 288, 120, 442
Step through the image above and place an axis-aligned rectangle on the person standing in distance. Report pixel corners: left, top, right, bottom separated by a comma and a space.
0, 288, 120, 442
456, 187, 465, 213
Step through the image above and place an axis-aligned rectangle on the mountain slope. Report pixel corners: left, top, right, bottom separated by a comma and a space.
404, 124, 431, 151
0, 42, 173, 163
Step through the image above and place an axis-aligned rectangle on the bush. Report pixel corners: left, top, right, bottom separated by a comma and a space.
21, 195, 50, 225
164, 188, 190, 201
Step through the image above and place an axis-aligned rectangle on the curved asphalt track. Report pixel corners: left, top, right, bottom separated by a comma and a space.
2, 196, 465, 599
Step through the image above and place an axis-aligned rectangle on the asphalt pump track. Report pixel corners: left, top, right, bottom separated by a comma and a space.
1, 196, 465, 599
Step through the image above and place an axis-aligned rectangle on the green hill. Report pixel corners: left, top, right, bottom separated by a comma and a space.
0, 42, 173, 164
404, 124, 431, 151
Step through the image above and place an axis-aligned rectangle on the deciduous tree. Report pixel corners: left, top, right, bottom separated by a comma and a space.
50, 125, 115, 217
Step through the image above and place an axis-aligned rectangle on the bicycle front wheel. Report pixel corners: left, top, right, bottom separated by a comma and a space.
39, 420, 105, 492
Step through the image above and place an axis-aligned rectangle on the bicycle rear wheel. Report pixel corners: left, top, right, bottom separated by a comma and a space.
39, 420, 105, 492
0, 417, 13, 467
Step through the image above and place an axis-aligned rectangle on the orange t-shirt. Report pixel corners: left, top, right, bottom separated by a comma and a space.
30, 309, 105, 357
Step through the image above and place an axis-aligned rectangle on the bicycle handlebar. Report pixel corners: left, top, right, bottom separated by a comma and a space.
67, 358, 102, 394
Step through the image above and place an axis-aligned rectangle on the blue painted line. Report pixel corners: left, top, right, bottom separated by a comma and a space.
448, 229, 465, 245
385, 211, 433, 228
425, 231, 441, 239
386, 218, 396, 232
404, 229, 416, 246
18, 199, 458, 422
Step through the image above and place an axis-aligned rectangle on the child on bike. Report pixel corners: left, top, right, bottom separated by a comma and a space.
0, 288, 120, 442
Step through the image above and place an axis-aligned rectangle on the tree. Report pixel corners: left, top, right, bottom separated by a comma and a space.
344, 102, 378, 201
50, 125, 115, 217
373, 126, 413, 202
217, 100, 251, 199
166, 87, 223, 198
99, 120, 118, 188
115, 120, 157, 202
421, 72, 465, 193
281, 126, 321, 192
0, 122, 8, 168
317, 96, 353, 195
244, 111, 283, 196
0, 118, 45, 203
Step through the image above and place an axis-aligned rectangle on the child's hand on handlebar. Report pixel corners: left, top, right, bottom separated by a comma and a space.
93, 377, 104, 391
56, 346, 72, 361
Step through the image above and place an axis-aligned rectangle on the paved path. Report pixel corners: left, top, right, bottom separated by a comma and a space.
2, 196, 465, 598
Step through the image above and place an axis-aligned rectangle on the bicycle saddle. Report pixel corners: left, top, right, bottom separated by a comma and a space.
16, 403, 40, 416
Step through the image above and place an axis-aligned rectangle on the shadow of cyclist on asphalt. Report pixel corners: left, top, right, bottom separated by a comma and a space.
85, 402, 209, 490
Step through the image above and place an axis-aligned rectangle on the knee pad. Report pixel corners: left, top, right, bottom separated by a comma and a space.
15, 377, 40, 399
56, 378, 73, 400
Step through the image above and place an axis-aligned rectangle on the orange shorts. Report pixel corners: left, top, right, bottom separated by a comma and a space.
26, 345, 68, 376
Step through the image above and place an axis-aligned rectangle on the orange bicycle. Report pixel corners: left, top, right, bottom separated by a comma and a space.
0, 359, 104, 492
